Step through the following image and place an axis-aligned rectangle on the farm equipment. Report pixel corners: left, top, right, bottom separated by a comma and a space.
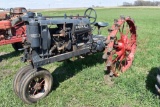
0, 7, 27, 51
13, 8, 137, 104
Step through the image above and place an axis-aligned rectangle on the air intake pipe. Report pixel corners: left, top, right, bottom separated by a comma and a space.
28, 20, 40, 48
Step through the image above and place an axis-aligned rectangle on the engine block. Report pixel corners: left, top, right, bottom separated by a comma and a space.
21, 9, 106, 68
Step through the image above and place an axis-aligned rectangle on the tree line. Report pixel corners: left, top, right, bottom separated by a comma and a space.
0, 8, 4, 10
123, 0, 160, 6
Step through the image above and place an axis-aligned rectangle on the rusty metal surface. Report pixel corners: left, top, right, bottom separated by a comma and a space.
0, 12, 7, 20
0, 20, 11, 29
13, 7, 27, 14
103, 16, 137, 76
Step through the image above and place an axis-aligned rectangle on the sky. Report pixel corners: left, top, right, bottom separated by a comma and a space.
0, 0, 158, 9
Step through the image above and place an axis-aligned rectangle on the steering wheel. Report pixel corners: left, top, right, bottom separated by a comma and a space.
10, 8, 14, 17
84, 8, 97, 24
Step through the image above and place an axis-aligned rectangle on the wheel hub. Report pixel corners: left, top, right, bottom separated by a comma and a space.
34, 83, 43, 90
115, 35, 130, 61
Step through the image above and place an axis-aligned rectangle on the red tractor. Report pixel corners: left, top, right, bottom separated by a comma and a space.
0, 7, 27, 51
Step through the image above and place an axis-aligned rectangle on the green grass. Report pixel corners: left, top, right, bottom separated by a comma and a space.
0, 8, 160, 107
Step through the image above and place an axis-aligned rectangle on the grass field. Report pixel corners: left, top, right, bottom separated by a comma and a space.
0, 7, 160, 107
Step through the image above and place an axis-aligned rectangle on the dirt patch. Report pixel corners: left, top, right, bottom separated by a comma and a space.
104, 75, 114, 87
0, 52, 7, 56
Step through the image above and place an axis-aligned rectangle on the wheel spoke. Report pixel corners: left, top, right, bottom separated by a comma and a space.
119, 22, 125, 35
122, 22, 125, 33
90, 16, 96, 19
119, 62, 123, 71
126, 26, 132, 35
33, 89, 37, 95
124, 56, 127, 68
40, 79, 45, 85
89, 9, 92, 16
112, 55, 119, 64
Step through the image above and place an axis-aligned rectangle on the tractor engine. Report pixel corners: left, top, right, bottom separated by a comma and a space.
21, 11, 106, 67
24, 16, 93, 58
49, 24, 74, 55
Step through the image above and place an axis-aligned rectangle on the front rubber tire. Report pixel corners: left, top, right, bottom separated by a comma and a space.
19, 68, 53, 104
13, 65, 32, 97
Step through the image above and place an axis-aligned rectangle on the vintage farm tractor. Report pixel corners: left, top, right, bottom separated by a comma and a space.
13, 8, 137, 104
0, 7, 27, 50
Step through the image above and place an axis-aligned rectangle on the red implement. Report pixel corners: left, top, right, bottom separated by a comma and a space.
103, 16, 137, 76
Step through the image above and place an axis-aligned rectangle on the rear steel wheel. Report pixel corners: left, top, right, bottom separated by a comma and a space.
103, 16, 137, 76
19, 68, 53, 104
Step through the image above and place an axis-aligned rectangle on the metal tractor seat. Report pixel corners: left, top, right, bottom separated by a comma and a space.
94, 22, 109, 35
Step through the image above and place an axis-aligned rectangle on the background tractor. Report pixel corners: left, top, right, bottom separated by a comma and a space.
0, 7, 27, 51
